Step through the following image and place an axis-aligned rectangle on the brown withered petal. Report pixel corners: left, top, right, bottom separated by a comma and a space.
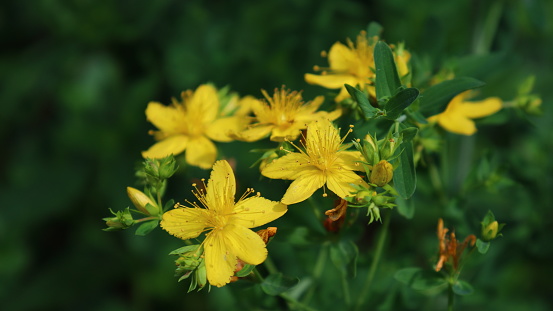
325, 199, 348, 221
256, 227, 278, 244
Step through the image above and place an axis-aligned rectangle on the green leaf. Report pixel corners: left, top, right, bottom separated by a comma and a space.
374, 41, 402, 102
169, 244, 200, 255
399, 127, 419, 144
384, 88, 419, 120
452, 280, 474, 295
366, 22, 383, 38
395, 195, 414, 219
330, 240, 359, 278
261, 273, 299, 296
135, 219, 159, 236
345, 84, 379, 119
393, 141, 416, 199
235, 264, 256, 277
419, 77, 485, 114
394, 267, 447, 292
476, 238, 490, 254
405, 108, 428, 124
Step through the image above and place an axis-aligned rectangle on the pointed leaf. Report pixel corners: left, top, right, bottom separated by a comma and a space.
395, 195, 415, 219
419, 77, 485, 114
384, 88, 419, 120
330, 240, 359, 278
476, 238, 490, 254
135, 219, 159, 236
261, 273, 300, 296
345, 84, 379, 119
235, 264, 256, 277
393, 142, 416, 199
374, 41, 402, 101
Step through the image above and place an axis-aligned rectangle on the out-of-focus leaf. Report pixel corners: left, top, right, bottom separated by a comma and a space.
452, 280, 474, 295
135, 220, 159, 236
419, 77, 485, 114
330, 240, 359, 278
261, 273, 299, 296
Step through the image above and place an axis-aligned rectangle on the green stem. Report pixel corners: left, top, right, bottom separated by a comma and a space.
448, 282, 455, 311
134, 216, 158, 223
341, 274, 351, 307
354, 211, 391, 311
263, 254, 278, 275
472, 0, 503, 54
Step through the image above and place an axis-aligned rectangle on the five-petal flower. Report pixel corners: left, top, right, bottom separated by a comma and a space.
161, 160, 287, 287
142, 84, 250, 169
261, 119, 368, 205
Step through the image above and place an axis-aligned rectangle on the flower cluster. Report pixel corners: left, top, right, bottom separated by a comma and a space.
103, 24, 533, 297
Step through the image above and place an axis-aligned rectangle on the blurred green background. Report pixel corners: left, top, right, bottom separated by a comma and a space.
1, 0, 552, 310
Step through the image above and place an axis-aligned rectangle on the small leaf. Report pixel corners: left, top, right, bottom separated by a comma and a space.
366, 22, 383, 38
261, 273, 299, 296
169, 244, 199, 255
394, 267, 446, 291
393, 142, 416, 199
399, 127, 419, 144
405, 108, 428, 124
419, 77, 485, 114
476, 238, 490, 254
452, 280, 474, 295
374, 41, 402, 101
394, 267, 422, 285
135, 219, 159, 236
235, 264, 256, 277
384, 88, 419, 120
345, 84, 379, 119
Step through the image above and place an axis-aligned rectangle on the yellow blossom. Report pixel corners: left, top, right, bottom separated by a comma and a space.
261, 119, 368, 205
304, 31, 410, 103
233, 86, 341, 142
161, 160, 287, 287
142, 84, 249, 169
428, 91, 502, 135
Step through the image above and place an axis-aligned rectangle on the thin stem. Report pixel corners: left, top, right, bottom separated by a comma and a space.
134, 216, 159, 223
448, 282, 455, 311
341, 274, 351, 307
263, 254, 278, 275
354, 211, 391, 311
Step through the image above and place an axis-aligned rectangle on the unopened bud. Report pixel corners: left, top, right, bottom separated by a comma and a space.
103, 208, 134, 231
482, 221, 499, 241
127, 187, 158, 215
370, 160, 394, 187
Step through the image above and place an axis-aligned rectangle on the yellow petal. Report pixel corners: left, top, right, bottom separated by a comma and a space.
336, 151, 365, 171
224, 223, 267, 265
281, 170, 326, 205
160, 207, 209, 240
456, 97, 502, 119
306, 119, 340, 154
327, 42, 355, 72
145, 102, 185, 135
261, 153, 314, 180
232, 124, 273, 142
185, 136, 217, 169
326, 170, 368, 199
188, 84, 219, 124
204, 231, 237, 287
206, 116, 248, 142
304, 73, 358, 90
297, 95, 325, 115
232, 196, 287, 228
437, 113, 477, 135
270, 124, 304, 142
142, 135, 188, 159
205, 160, 236, 214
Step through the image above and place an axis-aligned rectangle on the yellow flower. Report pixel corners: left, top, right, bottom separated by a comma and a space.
161, 160, 287, 287
304, 31, 411, 103
142, 84, 249, 169
262, 119, 368, 205
233, 86, 341, 142
427, 91, 502, 135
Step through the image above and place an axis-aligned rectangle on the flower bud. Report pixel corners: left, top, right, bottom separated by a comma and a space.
103, 208, 134, 231
127, 187, 158, 215
370, 160, 394, 187
482, 221, 499, 241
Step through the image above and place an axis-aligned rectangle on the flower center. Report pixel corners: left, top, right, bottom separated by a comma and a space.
259, 87, 304, 127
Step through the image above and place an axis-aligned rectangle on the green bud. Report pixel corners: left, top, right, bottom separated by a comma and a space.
103, 208, 134, 231
143, 156, 178, 180
363, 133, 379, 164
370, 160, 394, 187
